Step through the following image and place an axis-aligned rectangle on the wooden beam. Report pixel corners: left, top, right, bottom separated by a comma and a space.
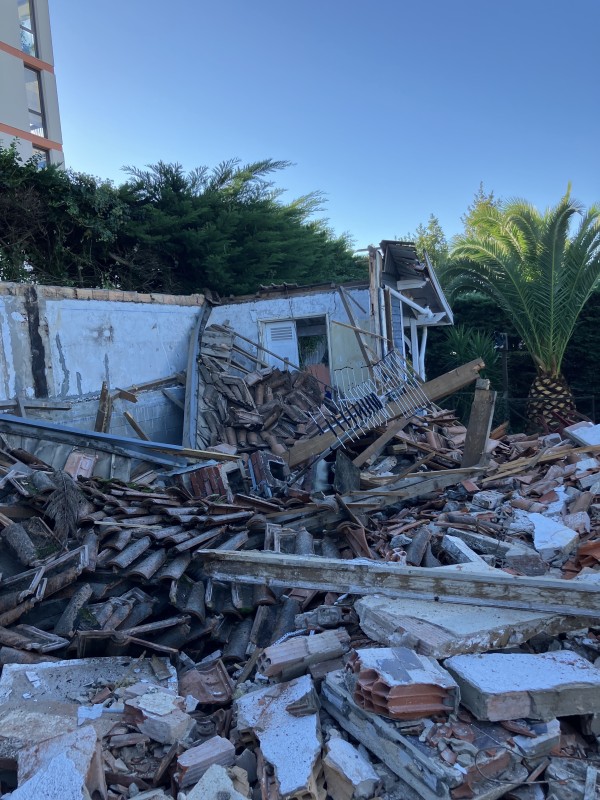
287, 359, 485, 467
198, 550, 600, 619
461, 379, 497, 467
123, 412, 150, 441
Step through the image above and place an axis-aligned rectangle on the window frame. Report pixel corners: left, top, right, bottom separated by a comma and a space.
23, 65, 47, 138
18, 0, 38, 58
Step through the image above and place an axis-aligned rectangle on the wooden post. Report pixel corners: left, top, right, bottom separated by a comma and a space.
461, 378, 497, 467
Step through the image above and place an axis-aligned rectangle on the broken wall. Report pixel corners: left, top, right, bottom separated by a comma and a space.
0, 283, 204, 443
208, 286, 373, 387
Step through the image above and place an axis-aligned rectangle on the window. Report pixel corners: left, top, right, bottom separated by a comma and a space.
24, 66, 46, 137
18, 0, 37, 57
32, 145, 49, 167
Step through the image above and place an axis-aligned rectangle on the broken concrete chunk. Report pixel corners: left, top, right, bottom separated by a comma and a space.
323, 736, 380, 800
185, 763, 249, 800
347, 647, 459, 720
175, 735, 236, 789
445, 651, 600, 721
16, 724, 106, 799
525, 512, 579, 560
510, 718, 561, 759
471, 490, 504, 510
5, 752, 87, 800
441, 534, 494, 567
355, 594, 587, 658
235, 675, 321, 798
257, 629, 350, 681
321, 669, 527, 800
123, 686, 194, 745
563, 511, 591, 535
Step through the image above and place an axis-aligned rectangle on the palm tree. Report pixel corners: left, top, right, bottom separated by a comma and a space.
443, 191, 600, 429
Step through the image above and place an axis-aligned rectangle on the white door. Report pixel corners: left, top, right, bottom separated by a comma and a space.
262, 320, 299, 370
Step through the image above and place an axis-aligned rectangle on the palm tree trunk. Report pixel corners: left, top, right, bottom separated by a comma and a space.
527, 371, 577, 431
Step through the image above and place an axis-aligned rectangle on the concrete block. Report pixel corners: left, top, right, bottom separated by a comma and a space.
510, 718, 561, 759
355, 594, 588, 658
175, 735, 236, 789
235, 675, 321, 798
185, 763, 249, 800
445, 651, 600, 721
323, 736, 379, 800
347, 647, 459, 720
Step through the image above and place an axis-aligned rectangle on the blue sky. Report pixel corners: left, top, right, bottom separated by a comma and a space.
49, 0, 600, 248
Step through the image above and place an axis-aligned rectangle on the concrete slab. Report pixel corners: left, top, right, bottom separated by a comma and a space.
4, 752, 86, 799
235, 675, 321, 798
565, 422, 600, 447
445, 651, 600, 721
355, 594, 588, 658
16, 724, 106, 799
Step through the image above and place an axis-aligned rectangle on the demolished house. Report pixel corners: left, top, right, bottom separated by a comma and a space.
0, 241, 598, 799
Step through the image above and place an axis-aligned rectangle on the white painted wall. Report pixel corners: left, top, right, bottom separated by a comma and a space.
43, 299, 200, 397
0, 287, 204, 402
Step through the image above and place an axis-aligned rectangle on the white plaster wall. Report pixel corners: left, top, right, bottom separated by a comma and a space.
208, 288, 374, 387
43, 299, 201, 397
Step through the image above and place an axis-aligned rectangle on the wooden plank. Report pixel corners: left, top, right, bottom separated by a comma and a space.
461, 379, 497, 467
199, 550, 600, 619
352, 418, 410, 467
94, 381, 112, 433
287, 359, 485, 467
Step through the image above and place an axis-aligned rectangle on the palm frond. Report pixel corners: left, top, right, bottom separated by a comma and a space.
45, 470, 86, 545
447, 191, 600, 376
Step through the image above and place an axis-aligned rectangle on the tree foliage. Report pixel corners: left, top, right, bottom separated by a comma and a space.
445, 191, 600, 377
0, 147, 366, 295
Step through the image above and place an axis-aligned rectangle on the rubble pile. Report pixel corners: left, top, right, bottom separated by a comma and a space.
2, 364, 600, 799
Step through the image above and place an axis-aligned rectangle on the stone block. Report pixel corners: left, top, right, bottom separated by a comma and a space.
445, 651, 600, 721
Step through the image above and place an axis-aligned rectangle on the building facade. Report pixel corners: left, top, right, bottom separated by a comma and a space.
0, 0, 63, 166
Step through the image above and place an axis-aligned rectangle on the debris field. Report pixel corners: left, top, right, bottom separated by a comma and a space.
0, 323, 600, 799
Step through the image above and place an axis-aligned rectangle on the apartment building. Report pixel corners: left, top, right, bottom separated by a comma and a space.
0, 0, 63, 166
